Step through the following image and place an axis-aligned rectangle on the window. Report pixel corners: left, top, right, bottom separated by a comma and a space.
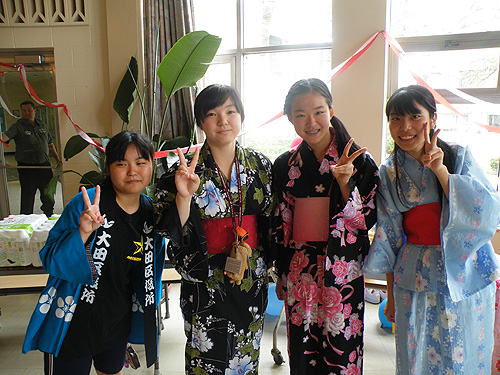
388, 0, 500, 188
193, 0, 332, 161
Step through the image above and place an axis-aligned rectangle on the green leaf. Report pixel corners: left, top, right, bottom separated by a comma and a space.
248, 318, 262, 334
157, 31, 221, 101
113, 56, 139, 124
143, 184, 156, 198
240, 277, 253, 292
253, 188, 264, 205
63, 133, 101, 160
44, 170, 76, 203
161, 136, 191, 150
79, 170, 105, 186
166, 151, 179, 168
87, 150, 106, 174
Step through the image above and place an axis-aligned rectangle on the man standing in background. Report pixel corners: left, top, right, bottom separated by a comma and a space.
1, 101, 61, 217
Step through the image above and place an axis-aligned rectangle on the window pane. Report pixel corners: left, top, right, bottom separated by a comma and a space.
244, 0, 332, 48
242, 49, 332, 161
193, 0, 237, 50
199, 60, 233, 88
398, 49, 500, 89
436, 103, 500, 188
390, 0, 500, 37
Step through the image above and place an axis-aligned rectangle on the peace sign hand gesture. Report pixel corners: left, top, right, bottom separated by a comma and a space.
421, 123, 446, 175
79, 185, 104, 242
330, 138, 367, 187
421, 123, 450, 197
175, 147, 201, 199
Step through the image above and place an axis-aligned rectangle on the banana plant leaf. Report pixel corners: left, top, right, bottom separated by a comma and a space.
64, 133, 101, 160
143, 184, 156, 199
160, 135, 190, 151
44, 170, 80, 204
79, 170, 106, 186
87, 150, 106, 174
157, 31, 221, 101
113, 57, 139, 124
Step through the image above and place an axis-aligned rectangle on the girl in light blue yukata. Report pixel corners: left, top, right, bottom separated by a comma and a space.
364, 85, 500, 375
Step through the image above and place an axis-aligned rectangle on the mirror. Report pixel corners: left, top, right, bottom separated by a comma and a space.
0, 54, 63, 219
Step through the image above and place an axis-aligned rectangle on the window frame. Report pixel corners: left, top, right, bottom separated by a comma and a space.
388, 30, 500, 104
196, 0, 332, 135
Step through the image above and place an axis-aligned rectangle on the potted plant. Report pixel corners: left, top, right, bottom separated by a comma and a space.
45, 30, 221, 201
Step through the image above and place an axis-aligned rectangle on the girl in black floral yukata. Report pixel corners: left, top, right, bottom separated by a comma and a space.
154, 84, 274, 375
272, 78, 378, 374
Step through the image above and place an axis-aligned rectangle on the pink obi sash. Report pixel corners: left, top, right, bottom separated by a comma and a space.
402, 202, 441, 246
292, 197, 330, 242
201, 215, 258, 254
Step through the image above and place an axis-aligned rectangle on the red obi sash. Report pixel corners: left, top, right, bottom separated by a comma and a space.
402, 202, 441, 245
293, 197, 330, 242
202, 215, 258, 254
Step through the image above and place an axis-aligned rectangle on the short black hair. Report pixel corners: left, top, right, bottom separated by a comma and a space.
20, 100, 35, 109
105, 131, 154, 169
194, 84, 245, 126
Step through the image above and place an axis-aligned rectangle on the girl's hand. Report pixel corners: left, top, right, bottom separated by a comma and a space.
275, 277, 284, 301
384, 296, 395, 323
330, 138, 367, 187
421, 123, 450, 197
175, 147, 200, 199
421, 123, 446, 174
79, 185, 104, 238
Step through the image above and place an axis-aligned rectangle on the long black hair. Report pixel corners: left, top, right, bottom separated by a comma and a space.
194, 84, 245, 126
386, 85, 455, 205
284, 78, 361, 156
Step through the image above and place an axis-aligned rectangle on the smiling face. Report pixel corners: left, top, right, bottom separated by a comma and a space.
108, 144, 152, 198
388, 101, 436, 160
199, 97, 241, 150
288, 91, 334, 156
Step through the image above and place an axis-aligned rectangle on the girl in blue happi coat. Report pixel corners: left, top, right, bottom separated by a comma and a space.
364, 85, 500, 374
23, 131, 165, 375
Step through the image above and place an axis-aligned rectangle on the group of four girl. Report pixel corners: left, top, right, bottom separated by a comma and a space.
22, 78, 500, 375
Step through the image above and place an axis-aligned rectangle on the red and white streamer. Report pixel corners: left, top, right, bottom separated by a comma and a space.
1, 30, 497, 159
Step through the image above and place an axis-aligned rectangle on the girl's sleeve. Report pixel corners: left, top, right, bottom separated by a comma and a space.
328, 152, 379, 260
256, 152, 276, 268
154, 168, 209, 282
363, 163, 404, 274
153, 232, 166, 306
445, 146, 500, 248
271, 157, 293, 278
442, 145, 500, 300
39, 191, 94, 285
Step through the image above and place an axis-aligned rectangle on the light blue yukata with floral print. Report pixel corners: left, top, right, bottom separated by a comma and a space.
364, 144, 500, 375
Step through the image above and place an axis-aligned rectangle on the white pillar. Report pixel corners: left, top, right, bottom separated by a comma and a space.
331, 0, 388, 165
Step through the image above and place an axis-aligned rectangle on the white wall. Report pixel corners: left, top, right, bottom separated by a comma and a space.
0, 0, 143, 205
331, 0, 388, 165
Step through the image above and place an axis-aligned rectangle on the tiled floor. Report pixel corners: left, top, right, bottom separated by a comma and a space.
0, 285, 395, 374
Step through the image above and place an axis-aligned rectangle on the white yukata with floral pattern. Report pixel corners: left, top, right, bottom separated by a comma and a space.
364, 144, 500, 375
